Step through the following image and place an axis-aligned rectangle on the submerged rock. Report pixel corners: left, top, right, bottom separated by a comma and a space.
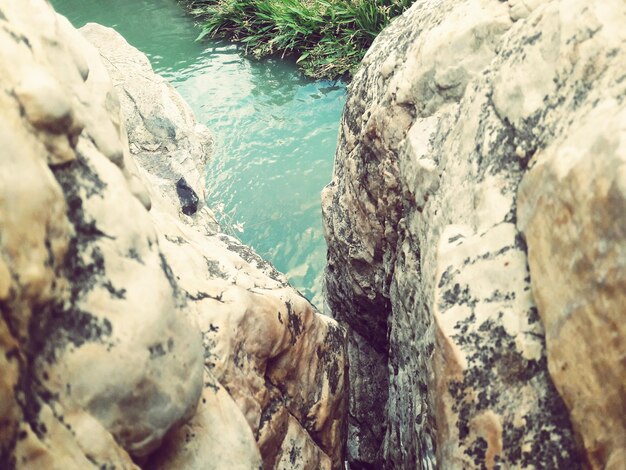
0, 2, 347, 469
323, 0, 625, 468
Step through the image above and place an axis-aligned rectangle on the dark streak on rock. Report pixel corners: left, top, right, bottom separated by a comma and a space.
148, 342, 166, 358
126, 247, 144, 264
289, 439, 302, 465
285, 301, 302, 343
103, 280, 126, 299
175, 177, 199, 216
186, 290, 224, 303
164, 234, 187, 245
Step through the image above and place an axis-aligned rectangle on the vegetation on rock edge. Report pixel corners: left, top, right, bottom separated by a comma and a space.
181, 0, 415, 79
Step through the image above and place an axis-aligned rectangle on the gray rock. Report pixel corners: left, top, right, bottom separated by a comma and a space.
176, 177, 200, 216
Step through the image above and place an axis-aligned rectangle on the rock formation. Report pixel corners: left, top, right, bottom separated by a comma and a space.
0, 1, 346, 469
323, 0, 625, 468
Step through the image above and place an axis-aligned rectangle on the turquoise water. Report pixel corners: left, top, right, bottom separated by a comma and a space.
51, 0, 346, 306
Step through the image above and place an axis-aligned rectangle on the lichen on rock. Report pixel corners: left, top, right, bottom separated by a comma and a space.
323, 0, 625, 468
0, 2, 347, 469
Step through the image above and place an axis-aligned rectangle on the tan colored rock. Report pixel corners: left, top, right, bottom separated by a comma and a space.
273, 415, 332, 470
13, 404, 137, 470
517, 8, 626, 464
144, 205, 348, 469
1, 0, 203, 465
0, 5, 76, 463
324, 0, 625, 468
37, 9, 204, 459
11, 406, 138, 470
0, 1, 347, 468
148, 383, 263, 470
432, 223, 553, 468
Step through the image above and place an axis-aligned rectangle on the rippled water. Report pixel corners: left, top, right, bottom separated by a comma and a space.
52, 0, 346, 306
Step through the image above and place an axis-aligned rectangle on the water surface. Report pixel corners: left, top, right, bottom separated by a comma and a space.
52, 0, 346, 306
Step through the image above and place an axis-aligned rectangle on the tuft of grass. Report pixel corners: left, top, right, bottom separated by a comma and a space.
181, 0, 416, 79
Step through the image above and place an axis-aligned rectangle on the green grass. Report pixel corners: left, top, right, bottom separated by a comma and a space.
181, 0, 415, 79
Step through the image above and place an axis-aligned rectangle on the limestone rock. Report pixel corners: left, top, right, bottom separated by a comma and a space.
146, 215, 348, 469
104, 175, 350, 469
147, 382, 263, 470
0, 0, 206, 466
2, 1, 347, 469
80, 23, 217, 234
324, 0, 625, 467
516, 9, 626, 465
83, 21, 348, 470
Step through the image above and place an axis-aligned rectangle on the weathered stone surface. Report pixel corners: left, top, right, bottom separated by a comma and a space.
344, 329, 388, 466
324, 0, 625, 468
83, 22, 348, 469
0, 3, 347, 469
80, 22, 217, 233
147, 382, 263, 470
141, 206, 348, 469
516, 8, 626, 465
0, 0, 204, 465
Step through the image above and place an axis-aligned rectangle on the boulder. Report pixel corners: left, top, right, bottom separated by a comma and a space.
323, 0, 625, 467
80, 22, 217, 233
82, 23, 348, 469
0, 0, 203, 465
0, 2, 347, 469
516, 14, 626, 466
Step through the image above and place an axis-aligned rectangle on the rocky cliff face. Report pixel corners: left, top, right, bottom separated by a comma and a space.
0, 1, 346, 469
323, 0, 626, 468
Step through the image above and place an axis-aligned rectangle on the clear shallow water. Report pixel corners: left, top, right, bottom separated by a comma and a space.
51, 0, 346, 306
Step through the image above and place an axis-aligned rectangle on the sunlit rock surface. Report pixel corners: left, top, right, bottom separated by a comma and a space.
80, 23, 217, 234
0, 0, 203, 466
323, 0, 625, 468
0, 2, 346, 469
